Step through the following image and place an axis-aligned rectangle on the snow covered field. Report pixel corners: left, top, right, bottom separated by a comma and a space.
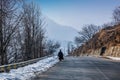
0, 56, 59, 80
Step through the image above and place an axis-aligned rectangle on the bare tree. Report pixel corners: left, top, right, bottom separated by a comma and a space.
75, 24, 100, 46
113, 6, 120, 24
75, 36, 85, 46
45, 40, 60, 55
22, 2, 45, 60
0, 0, 23, 65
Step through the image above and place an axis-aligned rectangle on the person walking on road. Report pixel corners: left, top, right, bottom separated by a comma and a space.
58, 49, 64, 61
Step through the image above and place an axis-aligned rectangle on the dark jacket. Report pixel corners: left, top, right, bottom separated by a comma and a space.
58, 50, 64, 60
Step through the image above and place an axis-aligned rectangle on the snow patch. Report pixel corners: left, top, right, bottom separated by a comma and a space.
106, 56, 120, 61
0, 56, 59, 80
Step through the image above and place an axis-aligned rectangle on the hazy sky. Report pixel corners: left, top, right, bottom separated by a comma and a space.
34, 0, 120, 30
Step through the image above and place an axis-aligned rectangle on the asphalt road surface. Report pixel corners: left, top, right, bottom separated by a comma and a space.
34, 56, 120, 80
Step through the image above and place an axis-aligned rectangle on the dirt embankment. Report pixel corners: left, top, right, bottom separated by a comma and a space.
73, 24, 120, 57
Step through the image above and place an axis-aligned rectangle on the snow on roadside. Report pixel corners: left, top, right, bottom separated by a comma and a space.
0, 56, 59, 80
106, 56, 120, 61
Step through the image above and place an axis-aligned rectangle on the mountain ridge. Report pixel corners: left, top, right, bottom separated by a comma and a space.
45, 17, 78, 42
44, 17, 78, 54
